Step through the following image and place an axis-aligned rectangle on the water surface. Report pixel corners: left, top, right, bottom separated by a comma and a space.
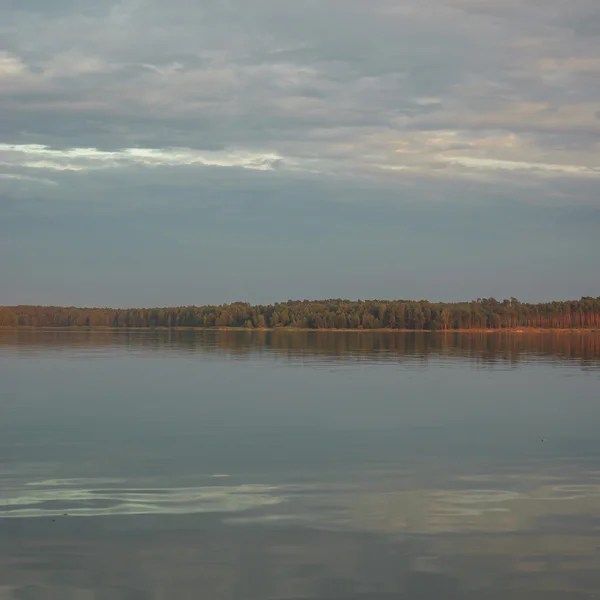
1, 330, 600, 599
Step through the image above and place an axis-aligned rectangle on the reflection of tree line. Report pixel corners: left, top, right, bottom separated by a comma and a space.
2, 297, 600, 330
2, 330, 600, 366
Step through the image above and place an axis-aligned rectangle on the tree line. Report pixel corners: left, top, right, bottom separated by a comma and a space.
1, 297, 600, 330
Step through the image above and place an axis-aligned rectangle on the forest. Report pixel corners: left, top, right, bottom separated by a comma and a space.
1, 297, 600, 330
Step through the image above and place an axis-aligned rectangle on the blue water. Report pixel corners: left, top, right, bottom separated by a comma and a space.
1, 330, 600, 598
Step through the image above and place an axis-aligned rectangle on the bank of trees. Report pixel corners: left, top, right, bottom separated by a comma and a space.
2, 297, 600, 330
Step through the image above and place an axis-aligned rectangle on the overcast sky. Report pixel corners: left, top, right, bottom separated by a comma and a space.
1, 0, 599, 307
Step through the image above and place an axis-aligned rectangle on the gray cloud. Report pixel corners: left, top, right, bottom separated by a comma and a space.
1, 0, 599, 170
1, 0, 600, 304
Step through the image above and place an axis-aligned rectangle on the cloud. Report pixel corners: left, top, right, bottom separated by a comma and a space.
440, 156, 600, 177
0, 172, 57, 185
0, 143, 284, 172
0, 52, 27, 77
0, 0, 598, 188
2, 0, 600, 305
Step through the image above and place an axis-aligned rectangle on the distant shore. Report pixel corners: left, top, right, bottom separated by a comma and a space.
2, 326, 599, 334
3, 298, 599, 331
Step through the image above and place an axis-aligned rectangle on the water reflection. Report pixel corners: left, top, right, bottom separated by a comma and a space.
4, 464, 600, 535
2, 329, 600, 369
1, 331, 600, 598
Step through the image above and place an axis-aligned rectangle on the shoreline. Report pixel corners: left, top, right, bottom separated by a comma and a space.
1, 326, 599, 334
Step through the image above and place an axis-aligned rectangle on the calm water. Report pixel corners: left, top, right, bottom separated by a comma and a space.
1, 330, 600, 599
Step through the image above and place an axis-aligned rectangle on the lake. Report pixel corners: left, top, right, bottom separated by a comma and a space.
1, 330, 600, 599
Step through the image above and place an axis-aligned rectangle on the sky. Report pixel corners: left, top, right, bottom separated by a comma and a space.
1, 0, 599, 307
